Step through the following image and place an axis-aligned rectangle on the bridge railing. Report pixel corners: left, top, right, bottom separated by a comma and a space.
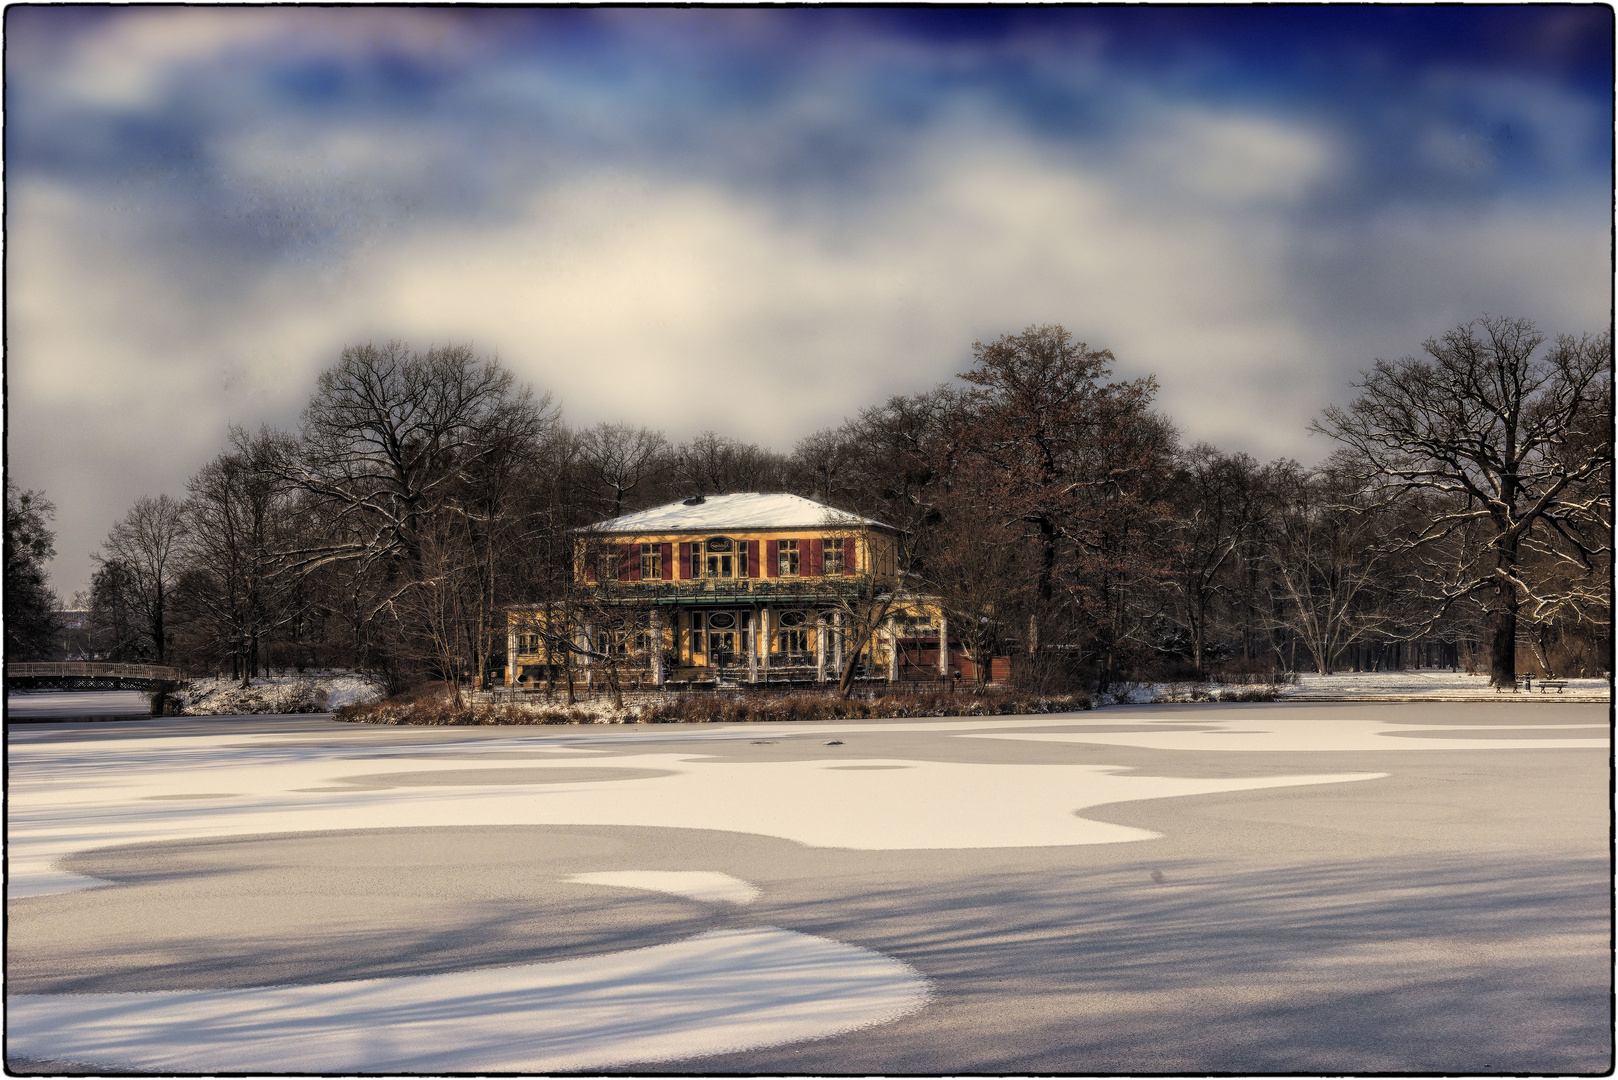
6, 662, 181, 682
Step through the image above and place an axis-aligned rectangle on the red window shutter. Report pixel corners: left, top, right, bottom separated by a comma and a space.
766, 539, 779, 578
845, 538, 858, 574
661, 543, 673, 580
621, 545, 638, 582
748, 540, 760, 578
584, 553, 596, 583
677, 542, 689, 579
808, 538, 822, 576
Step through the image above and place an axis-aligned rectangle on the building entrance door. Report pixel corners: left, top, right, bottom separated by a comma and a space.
708, 631, 736, 665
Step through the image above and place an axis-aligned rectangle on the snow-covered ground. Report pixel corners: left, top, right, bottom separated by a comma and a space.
1280, 670, 1609, 701
7, 708, 1603, 1071
1131, 670, 1609, 704
179, 672, 384, 714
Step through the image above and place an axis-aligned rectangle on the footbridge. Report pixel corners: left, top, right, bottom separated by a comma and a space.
6, 663, 182, 691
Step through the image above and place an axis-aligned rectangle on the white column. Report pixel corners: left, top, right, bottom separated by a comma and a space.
651, 609, 664, 687
761, 608, 772, 676
886, 616, 898, 682
938, 613, 949, 677
834, 611, 844, 672
748, 610, 759, 684
506, 623, 518, 688
816, 616, 827, 683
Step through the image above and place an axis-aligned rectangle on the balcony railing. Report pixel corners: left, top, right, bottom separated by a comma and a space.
589, 578, 873, 605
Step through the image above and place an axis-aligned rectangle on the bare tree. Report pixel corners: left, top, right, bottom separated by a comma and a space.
796, 522, 907, 697
813, 388, 959, 696
942, 325, 1172, 688
81, 561, 149, 662
918, 497, 1025, 689
396, 510, 491, 707
578, 422, 673, 517
180, 431, 303, 685
1163, 446, 1270, 673
257, 343, 556, 691
789, 426, 859, 503
673, 431, 786, 496
277, 342, 553, 584
1315, 316, 1612, 685
1264, 462, 1394, 675
94, 495, 188, 665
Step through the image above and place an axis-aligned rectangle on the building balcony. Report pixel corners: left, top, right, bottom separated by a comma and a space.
587, 577, 875, 606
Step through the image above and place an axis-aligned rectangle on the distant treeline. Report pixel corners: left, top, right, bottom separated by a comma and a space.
10, 316, 1609, 692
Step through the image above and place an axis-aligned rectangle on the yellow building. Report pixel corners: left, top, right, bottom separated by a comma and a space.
506, 492, 960, 688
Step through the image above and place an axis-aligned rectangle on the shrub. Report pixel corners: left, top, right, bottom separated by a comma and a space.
1151, 683, 1281, 704
332, 688, 1093, 726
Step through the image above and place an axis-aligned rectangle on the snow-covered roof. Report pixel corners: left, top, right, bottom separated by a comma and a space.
583, 493, 894, 535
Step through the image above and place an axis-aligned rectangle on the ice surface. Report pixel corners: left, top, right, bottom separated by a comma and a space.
6, 727, 1386, 899
6, 927, 928, 1073
6, 691, 150, 718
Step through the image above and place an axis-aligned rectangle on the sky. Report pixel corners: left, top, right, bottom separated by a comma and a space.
5, 6, 1612, 599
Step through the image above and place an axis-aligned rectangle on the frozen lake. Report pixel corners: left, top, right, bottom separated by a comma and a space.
6, 703, 1610, 1073
7, 691, 151, 719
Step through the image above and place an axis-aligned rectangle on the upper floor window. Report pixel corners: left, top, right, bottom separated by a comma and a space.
597, 550, 618, 582
641, 542, 661, 581
777, 539, 799, 577
704, 536, 733, 578
821, 537, 845, 575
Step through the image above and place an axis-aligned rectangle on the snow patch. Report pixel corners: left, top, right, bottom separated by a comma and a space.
568, 871, 762, 905
6, 727, 1385, 898
5, 927, 929, 1073
965, 714, 1609, 753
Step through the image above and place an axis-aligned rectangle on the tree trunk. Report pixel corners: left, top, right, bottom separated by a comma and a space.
1490, 541, 1520, 687
1191, 602, 1204, 677
153, 582, 165, 665
1490, 609, 1517, 687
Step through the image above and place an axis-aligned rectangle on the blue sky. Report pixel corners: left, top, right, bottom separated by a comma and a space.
5, 6, 1612, 595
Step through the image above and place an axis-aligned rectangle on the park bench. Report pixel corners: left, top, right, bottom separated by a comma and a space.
1497, 673, 1534, 693
1538, 679, 1569, 693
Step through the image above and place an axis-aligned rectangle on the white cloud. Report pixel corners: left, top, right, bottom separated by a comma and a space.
1131, 107, 1338, 203
6, 43, 1609, 596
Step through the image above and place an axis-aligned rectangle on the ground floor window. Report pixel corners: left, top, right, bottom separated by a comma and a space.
693, 610, 751, 664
